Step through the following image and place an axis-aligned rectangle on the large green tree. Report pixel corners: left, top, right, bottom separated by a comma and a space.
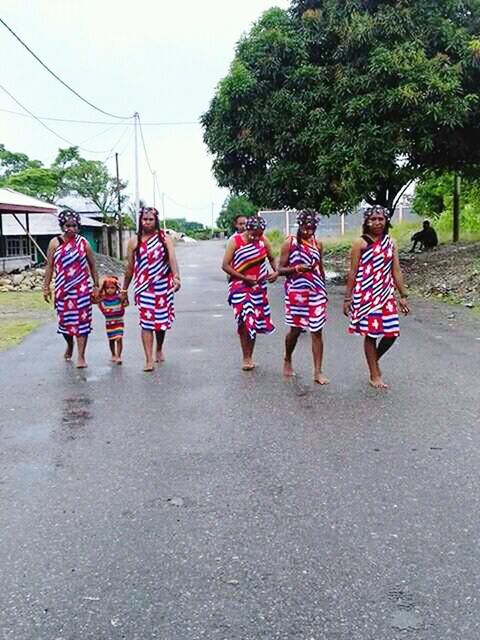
217, 194, 257, 231
203, 1, 480, 214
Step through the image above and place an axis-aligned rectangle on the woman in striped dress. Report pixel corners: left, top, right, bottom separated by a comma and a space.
121, 207, 181, 372
43, 209, 99, 368
344, 205, 410, 389
278, 210, 329, 384
222, 215, 278, 371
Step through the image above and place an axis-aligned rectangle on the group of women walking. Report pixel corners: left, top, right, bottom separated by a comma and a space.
43, 204, 410, 388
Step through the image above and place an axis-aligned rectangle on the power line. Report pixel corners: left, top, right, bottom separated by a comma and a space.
0, 17, 133, 120
137, 115, 155, 175
0, 83, 130, 155
0, 106, 199, 126
164, 192, 213, 211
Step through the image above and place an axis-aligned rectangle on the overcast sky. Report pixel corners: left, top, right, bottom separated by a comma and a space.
1, 0, 290, 225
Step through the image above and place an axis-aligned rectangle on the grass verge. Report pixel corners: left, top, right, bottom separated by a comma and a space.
0, 291, 53, 351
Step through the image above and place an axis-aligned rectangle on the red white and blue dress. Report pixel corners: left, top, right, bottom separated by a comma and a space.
133, 231, 174, 332
53, 234, 92, 336
228, 234, 275, 340
285, 236, 327, 332
348, 234, 400, 337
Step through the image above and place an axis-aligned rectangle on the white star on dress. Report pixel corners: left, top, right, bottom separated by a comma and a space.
372, 319, 379, 329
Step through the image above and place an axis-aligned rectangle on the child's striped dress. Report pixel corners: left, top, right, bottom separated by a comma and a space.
99, 295, 125, 341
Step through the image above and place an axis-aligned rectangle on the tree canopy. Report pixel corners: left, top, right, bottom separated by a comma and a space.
216, 194, 257, 231
202, 0, 480, 214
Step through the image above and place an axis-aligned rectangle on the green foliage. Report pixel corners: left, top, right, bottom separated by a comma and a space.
3, 167, 60, 202
165, 217, 207, 236
264, 228, 285, 257
0, 144, 42, 179
203, 0, 480, 215
217, 194, 257, 231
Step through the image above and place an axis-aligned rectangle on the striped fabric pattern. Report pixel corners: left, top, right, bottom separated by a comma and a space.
228, 235, 274, 339
285, 237, 327, 332
53, 235, 92, 336
349, 234, 400, 337
133, 232, 174, 332
99, 295, 125, 341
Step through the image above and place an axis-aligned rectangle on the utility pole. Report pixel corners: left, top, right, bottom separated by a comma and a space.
152, 171, 156, 208
161, 192, 166, 231
134, 112, 140, 222
453, 172, 461, 243
115, 152, 123, 260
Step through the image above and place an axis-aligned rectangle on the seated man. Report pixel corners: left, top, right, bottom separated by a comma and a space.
410, 220, 438, 252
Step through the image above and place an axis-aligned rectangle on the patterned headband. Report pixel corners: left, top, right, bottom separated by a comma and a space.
363, 205, 392, 221
245, 215, 267, 231
139, 206, 159, 218
296, 209, 319, 227
58, 209, 81, 228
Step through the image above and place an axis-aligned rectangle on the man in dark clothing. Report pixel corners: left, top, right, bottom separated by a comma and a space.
410, 220, 438, 252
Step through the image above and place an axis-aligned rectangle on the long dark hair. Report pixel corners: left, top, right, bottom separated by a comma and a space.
135, 207, 162, 259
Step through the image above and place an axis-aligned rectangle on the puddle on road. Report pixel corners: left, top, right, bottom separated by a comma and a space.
13, 461, 55, 484
61, 395, 92, 440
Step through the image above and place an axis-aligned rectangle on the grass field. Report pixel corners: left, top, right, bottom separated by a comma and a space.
0, 291, 53, 351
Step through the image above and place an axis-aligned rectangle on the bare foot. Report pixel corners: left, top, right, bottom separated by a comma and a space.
369, 376, 388, 389
242, 359, 256, 371
314, 373, 330, 385
144, 361, 154, 372
116, 358, 122, 365
155, 351, 165, 363
283, 359, 295, 377
64, 346, 73, 361
76, 358, 87, 369
111, 356, 118, 363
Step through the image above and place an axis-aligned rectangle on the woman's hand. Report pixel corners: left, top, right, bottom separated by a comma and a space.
343, 299, 351, 317
43, 285, 52, 303
267, 270, 278, 283
173, 275, 181, 292
120, 290, 129, 306
399, 297, 410, 315
91, 286, 100, 303
243, 276, 257, 287
295, 264, 311, 273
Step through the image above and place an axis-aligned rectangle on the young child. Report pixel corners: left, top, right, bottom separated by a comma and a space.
97, 276, 126, 364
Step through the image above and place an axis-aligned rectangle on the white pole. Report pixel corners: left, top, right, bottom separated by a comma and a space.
161, 192, 166, 231
285, 209, 289, 236
340, 213, 345, 236
399, 203, 403, 223
134, 112, 140, 220
152, 171, 156, 208
211, 202, 215, 238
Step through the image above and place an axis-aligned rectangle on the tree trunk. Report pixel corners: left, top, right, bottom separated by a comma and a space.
453, 173, 461, 243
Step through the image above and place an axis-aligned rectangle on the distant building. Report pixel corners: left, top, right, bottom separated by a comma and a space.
0, 188, 104, 272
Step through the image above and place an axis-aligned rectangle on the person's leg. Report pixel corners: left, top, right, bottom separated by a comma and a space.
283, 327, 302, 376
155, 330, 166, 362
239, 324, 255, 370
377, 336, 397, 360
108, 338, 117, 362
364, 336, 387, 388
76, 335, 88, 368
63, 334, 74, 361
312, 330, 329, 385
141, 329, 155, 371
116, 338, 123, 364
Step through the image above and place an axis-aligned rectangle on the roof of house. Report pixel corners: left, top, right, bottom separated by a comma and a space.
0, 188, 58, 214
1, 213, 103, 237
56, 195, 115, 217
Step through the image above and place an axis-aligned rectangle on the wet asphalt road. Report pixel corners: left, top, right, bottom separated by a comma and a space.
0, 240, 479, 640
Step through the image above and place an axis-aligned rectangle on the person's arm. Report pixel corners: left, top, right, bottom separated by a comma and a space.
42, 238, 58, 303
316, 239, 324, 274
120, 237, 137, 304
392, 242, 410, 314
262, 237, 278, 282
277, 239, 295, 276
221, 238, 256, 285
343, 238, 364, 316
164, 235, 181, 291
85, 241, 100, 295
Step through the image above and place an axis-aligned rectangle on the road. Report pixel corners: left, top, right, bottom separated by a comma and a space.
0, 240, 479, 639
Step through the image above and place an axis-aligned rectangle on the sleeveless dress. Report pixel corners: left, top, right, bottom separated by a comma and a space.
53, 234, 92, 336
133, 231, 175, 331
228, 234, 275, 340
99, 295, 125, 341
284, 236, 327, 332
348, 234, 400, 337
